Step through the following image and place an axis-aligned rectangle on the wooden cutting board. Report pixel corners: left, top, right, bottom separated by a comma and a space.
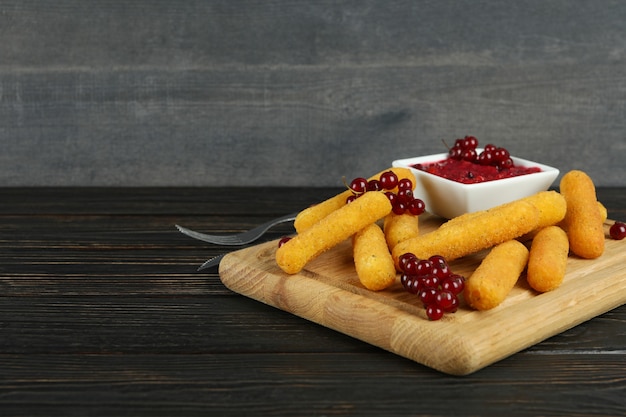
219, 214, 626, 375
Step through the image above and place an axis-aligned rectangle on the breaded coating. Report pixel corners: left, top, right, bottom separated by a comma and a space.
464, 240, 529, 310
559, 201, 607, 230
383, 212, 419, 250
276, 191, 392, 274
391, 200, 539, 265
353, 223, 397, 291
524, 191, 567, 229
527, 226, 569, 292
517, 191, 567, 241
559, 170, 604, 259
444, 191, 565, 234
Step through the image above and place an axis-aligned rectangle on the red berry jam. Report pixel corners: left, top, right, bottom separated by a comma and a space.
413, 158, 542, 184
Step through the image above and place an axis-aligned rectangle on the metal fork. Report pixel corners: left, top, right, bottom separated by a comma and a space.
175, 212, 298, 246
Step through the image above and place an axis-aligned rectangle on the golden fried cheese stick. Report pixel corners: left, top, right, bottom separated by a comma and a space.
516, 191, 567, 241
294, 167, 415, 233
391, 200, 539, 266
526, 190, 567, 229
383, 212, 419, 250
443, 191, 566, 235
276, 191, 392, 274
527, 226, 569, 293
559, 200, 607, 231
559, 170, 604, 259
353, 223, 397, 291
464, 240, 529, 310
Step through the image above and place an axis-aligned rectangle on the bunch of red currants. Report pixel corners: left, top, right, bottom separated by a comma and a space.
448, 136, 514, 170
398, 252, 466, 321
347, 170, 425, 216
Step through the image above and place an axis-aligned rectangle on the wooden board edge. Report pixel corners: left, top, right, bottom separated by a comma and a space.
218, 236, 626, 376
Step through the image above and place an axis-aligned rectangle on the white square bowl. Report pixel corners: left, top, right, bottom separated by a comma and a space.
392, 152, 559, 219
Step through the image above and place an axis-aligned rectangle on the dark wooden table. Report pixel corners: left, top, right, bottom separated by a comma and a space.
0, 187, 624, 416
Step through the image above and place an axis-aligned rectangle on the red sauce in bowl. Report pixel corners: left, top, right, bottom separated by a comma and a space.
413, 158, 542, 184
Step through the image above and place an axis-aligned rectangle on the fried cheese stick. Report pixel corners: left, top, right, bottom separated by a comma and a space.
559, 201, 607, 230
391, 200, 539, 266
526, 190, 568, 228
559, 170, 604, 259
442, 191, 566, 235
294, 167, 415, 233
516, 191, 567, 241
464, 240, 529, 310
527, 226, 569, 292
353, 223, 397, 291
383, 212, 419, 250
276, 191, 392, 274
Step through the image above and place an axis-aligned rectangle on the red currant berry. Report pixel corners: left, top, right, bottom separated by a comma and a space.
392, 201, 407, 215
396, 189, 413, 204
419, 287, 438, 306
422, 274, 440, 289
428, 254, 447, 269
278, 236, 291, 247
400, 273, 410, 288
449, 146, 464, 160
477, 151, 495, 166
493, 147, 509, 162
415, 276, 427, 289
435, 290, 455, 310
463, 135, 478, 149
397, 178, 413, 191
367, 179, 382, 191
453, 274, 466, 292
431, 263, 451, 280
379, 171, 399, 190
498, 157, 514, 170
407, 277, 422, 294
346, 195, 358, 204
462, 148, 477, 162
441, 276, 464, 295
402, 275, 420, 294
402, 257, 421, 275
398, 252, 417, 271
415, 259, 433, 276
426, 304, 444, 321
444, 296, 459, 313
484, 143, 497, 153
349, 177, 368, 194
610, 222, 626, 240
408, 198, 425, 216
450, 273, 466, 284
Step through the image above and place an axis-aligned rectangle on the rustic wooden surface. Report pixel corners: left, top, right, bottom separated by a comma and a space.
1, 1, 625, 187
0, 187, 624, 416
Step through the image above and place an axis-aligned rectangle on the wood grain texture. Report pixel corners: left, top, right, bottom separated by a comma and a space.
0, 1, 625, 187
0, 187, 624, 415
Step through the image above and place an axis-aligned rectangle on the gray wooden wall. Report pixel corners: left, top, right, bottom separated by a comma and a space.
1, 1, 624, 187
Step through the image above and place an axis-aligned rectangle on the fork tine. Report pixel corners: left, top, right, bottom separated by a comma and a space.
175, 211, 298, 246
